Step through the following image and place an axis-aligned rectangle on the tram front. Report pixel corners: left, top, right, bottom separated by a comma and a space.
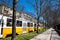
0, 15, 3, 38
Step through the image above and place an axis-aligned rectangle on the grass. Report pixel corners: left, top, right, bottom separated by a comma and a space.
0, 28, 48, 40
16, 32, 37, 40
38, 28, 48, 34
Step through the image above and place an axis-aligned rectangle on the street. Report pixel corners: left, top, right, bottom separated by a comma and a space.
30, 28, 60, 40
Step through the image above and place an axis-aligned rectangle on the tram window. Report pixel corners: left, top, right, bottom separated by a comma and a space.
27, 23, 30, 27
34, 24, 36, 27
17, 21, 22, 27
7, 18, 12, 26
31, 23, 33, 27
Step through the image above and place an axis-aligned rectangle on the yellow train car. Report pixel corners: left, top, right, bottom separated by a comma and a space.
0, 15, 35, 38
0, 15, 24, 38
38, 24, 44, 31
34, 23, 37, 31
34, 23, 43, 31
27, 22, 34, 32
38, 27, 43, 31
0, 15, 43, 38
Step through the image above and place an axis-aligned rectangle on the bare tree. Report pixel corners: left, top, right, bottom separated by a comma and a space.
26, 0, 44, 33
11, 0, 18, 40
35, 0, 39, 33
43, 0, 60, 28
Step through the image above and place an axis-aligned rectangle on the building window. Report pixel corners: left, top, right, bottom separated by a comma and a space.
9, 10, 13, 15
4, 6, 9, 14
19, 13, 22, 18
16, 21, 22, 27
7, 18, 12, 26
4, 10, 8, 14
16, 13, 22, 18
31, 23, 33, 27
27, 22, 30, 27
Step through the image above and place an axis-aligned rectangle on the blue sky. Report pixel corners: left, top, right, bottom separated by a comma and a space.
0, 0, 37, 17
17, 0, 37, 17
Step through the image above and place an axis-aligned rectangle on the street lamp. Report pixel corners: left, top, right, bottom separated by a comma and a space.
11, 0, 18, 40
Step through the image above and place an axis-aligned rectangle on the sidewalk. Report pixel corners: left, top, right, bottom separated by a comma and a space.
50, 29, 60, 40
30, 28, 60, 40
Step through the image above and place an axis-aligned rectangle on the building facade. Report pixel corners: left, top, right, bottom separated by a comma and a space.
0, 4, 37, 23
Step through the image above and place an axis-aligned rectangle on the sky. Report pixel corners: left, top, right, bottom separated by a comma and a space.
0, 0, 58, 22
17, 0, 37, 17
0, 0, 37, 17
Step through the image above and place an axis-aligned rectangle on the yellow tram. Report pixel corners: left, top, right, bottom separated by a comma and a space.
0, 3, 44, 38
0, 15, 38, 38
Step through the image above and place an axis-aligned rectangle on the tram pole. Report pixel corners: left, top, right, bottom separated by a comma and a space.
11, 0, 18, 40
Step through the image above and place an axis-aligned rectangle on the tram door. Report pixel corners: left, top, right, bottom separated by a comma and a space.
23, 22, 26, 33
34, 24, 37, 31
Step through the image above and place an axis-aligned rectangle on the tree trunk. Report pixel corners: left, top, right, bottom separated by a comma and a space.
36, 19, 39, 33
11, 0, 16, 40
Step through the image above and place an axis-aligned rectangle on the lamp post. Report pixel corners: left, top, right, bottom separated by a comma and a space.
11, 0, 18, 40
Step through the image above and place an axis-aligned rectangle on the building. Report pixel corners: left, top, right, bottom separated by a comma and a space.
0, 4, 37, 23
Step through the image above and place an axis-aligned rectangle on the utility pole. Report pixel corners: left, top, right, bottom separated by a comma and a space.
11, 0, 18, 40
